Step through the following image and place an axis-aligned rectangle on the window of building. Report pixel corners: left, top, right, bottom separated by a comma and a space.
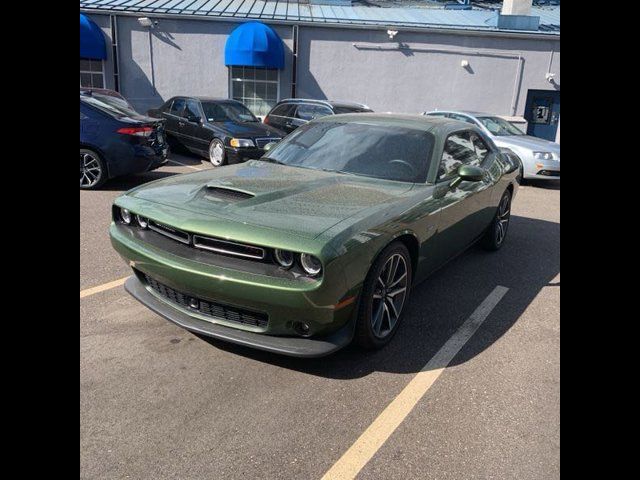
230, 66, 279, 117
80, 59, 105, 89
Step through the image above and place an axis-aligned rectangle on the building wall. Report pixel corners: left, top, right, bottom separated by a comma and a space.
99, 15, 293, 114
87, 13, 559, 132
296, 25, 560, 118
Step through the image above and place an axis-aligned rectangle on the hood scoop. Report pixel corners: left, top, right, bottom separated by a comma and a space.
204, 185, 255, 202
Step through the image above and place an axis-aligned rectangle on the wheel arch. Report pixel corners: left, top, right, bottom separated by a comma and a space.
80, 143, 110, 179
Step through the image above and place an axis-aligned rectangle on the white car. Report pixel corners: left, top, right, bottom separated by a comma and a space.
423, 110, 559, 180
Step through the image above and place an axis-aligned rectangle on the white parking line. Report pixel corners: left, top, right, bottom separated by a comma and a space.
167, 159, 204, 171
321, 285, 509, 480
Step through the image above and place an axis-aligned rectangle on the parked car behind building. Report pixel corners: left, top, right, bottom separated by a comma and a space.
264, 99, 372, 134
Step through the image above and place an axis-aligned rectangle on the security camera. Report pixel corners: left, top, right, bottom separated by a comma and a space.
545, 72, 556, 82
387, 29, 398, 39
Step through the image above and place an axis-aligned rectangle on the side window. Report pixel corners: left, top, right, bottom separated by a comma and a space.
270, 103, 295, 118
438, 131, 480, 181
470, 133, 491, 163
295, 104, 333, 121
184, 99, 201, 120
170, 98, 186, 116
427, 112, 448, 118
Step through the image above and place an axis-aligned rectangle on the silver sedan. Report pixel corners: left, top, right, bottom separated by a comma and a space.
423, 110, 560, 180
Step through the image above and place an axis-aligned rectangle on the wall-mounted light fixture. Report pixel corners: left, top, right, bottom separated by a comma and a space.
545, 72, 556, 82
387, 29, 398, 39
137, 17, 155, 28
460, 60, 470, 68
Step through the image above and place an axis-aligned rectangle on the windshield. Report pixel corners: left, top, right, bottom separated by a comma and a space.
201, 102, 259, 123
262, 121, 434, 183
477, 116, 524, 136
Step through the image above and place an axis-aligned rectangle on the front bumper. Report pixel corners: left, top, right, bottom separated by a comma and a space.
524, 159, 560, 180
125, 275, 355, 357
109, 222, 357, 355
225, 147, 268, 164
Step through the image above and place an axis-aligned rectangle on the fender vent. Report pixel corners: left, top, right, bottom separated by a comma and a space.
205, 186, 254, 202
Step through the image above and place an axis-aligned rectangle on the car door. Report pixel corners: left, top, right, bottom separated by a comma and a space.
294, 103, 333, 131
265, 103, 296, 133
181, 99, 209, 153
163, 98, 187, 145
433, 130, 494, 262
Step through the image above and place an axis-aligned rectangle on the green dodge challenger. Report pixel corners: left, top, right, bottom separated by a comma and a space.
110, 114, 519, 357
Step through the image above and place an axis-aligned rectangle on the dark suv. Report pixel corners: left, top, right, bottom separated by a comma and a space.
264, 99, 372, 134
148, 97, 283, 167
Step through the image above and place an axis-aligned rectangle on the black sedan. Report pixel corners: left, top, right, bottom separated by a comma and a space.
148, 97, 283, 167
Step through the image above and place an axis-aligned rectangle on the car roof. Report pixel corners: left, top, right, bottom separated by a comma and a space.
276, 98, 370, 110
169, 96, 243, 104
313, 112, 480, 134
80, 87, 126, 100
428, 110, 496, 118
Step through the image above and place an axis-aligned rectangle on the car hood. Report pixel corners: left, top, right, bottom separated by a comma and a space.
494, 135, 560, 153
125, 161, 414, 239
210, 121, 283, 139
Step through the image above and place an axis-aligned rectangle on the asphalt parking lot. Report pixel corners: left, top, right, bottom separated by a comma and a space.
80, 153, 560, 480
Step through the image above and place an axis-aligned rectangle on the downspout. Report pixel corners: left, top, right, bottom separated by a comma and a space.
291, 25, 298, 98
510, 53, 523, 116
110, 14, 120, 92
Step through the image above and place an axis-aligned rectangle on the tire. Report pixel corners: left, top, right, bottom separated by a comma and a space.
481, 189, 512, 251
208, 139, 227, 167
80, 148, 107, 190
354, 242, 412, 350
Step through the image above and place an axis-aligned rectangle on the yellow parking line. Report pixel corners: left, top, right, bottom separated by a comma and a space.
321, 286, 509, 480
80, 276, 128, 299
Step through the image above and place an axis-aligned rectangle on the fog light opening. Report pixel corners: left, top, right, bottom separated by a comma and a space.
293, 321, 312, 337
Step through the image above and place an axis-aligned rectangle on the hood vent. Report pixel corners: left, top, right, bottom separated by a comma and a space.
205, 186, 255, 202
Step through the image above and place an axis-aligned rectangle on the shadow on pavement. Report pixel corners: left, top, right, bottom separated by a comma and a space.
100, 170, 179, 192
196, 214, 559, 378
523, 179, 560, 190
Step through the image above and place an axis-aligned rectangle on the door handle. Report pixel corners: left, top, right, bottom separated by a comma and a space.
178, 121, 185, 127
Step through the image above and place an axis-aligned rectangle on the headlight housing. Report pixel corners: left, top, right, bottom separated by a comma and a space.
229, 138, 255, 148
136, 215, 149, 229
274, 249, 294, 268
533, 151, 553, 160
120, 208, 132, 224
300, 253, 322, 276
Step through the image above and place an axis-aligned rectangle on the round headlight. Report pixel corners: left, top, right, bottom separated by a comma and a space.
300, 253, 322, 276
274, 249, 294, 268
121, 208, 132, 224
136, 215, 148, 229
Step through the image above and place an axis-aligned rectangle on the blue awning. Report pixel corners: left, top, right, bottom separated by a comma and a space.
80, 13, 107, 60
225, 21, 284, 69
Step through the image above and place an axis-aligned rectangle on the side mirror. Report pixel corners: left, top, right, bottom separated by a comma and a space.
187, 115, 202, 124
263, 141, 279, 152
450, 165, 485, 188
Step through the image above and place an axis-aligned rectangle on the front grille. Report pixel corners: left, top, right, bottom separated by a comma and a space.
144, 274, 268, 328
149, 220, 190, 244
193, 235, 265, 260
205, 186, 254, 201
255, 137, 281, 149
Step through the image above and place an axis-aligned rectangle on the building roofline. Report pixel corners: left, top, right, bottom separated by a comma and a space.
80, 8, 559, 40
